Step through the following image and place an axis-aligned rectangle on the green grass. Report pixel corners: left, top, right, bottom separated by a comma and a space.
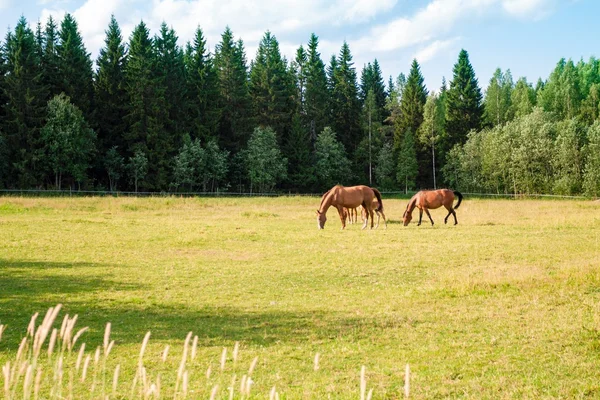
1, 196, 600, 398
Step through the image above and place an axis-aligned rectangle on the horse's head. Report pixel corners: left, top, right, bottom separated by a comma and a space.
402, 209, 412, 226
316, 210, 327, 229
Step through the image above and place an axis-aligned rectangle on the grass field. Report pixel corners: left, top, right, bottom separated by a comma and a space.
1, 195, 600, 399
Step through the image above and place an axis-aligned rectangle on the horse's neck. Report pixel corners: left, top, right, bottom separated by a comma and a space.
319, 192, 333, 213
407, 196, 417, 212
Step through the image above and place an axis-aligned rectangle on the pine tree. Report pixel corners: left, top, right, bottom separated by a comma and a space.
185, 27, 221, 142
3, 17, 48, 187
95, 15, 128, 159
124, 21, 169, 190
395, 59, 427, 150
330, 42, 361, 157
57, 13, 94, 120
304, 33, 329, 142
445, 49, 483, 148
214, 27, 251, 154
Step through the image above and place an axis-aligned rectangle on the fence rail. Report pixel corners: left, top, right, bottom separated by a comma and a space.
0, 188, 596, 200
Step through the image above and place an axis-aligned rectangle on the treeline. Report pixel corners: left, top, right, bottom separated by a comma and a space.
0, 15, 599, 195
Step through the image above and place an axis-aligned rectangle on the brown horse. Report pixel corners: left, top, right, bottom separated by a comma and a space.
403, 189, 463, 226
317, 185, 383, 230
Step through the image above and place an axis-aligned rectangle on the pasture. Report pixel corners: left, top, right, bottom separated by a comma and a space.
0, 196, 599, 399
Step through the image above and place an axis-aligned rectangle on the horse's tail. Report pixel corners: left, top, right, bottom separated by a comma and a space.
372, 188, 383, 212
453, 190, 463, 209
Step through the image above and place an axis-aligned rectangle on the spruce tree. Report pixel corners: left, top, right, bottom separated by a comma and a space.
155, 22, 187, 150
95, 15, 128, 159
185, 27, 220, 142
396, 128, 418, 193
249, 31, 295, 142
395, 59, 427, 149
42, 16, 61, 99
445, 49, 483, 148
304, 34, 329, 143
214, 27, 251, 154
330, 42, 361, 157
57, 13, 94, 121
3, 17, 48, 187
124, 21, 169, 190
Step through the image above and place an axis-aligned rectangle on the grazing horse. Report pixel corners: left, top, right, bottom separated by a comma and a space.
403, 189, 463, 226
317, 185, 383, 230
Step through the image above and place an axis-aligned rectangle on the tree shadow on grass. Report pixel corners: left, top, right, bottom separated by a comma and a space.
0, 259, 378, 351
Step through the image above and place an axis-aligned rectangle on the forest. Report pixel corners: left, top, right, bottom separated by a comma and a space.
1, 14, 599, 195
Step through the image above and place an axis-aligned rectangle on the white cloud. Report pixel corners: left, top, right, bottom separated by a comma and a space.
502, 0, 555, 20
0, 0, 11, 10
413, 37, 460, 64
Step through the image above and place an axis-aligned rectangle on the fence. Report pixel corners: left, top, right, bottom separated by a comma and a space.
0, 188, 595, 200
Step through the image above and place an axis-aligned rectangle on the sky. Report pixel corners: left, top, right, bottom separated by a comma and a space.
0, 0, 598, 92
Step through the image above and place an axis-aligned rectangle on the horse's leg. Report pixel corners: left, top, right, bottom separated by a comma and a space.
444, 207, 452, 224
417, 208, 423, 226
380, 210, 387, 229
361, 204, 368, 230
425, 208, 434, 226
369, 208, 375, 229
452, 209, 458, 225
337, 207, 346, 229
374, 210, 380, 229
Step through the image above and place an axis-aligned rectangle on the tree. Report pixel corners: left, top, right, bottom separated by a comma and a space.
40, 94, 96, 189
314, 127, 352, 189
375, 141, 396, 191
104, 146, 124, 192
284, 114, 315, 191
510, 77, 536, 119
214, 27, 251, 154
249, 31, 295, 142
202, 139, 229, 192
173, 136, 205, 191
396, 128, 418, 193
124, 21, 170, 190
583, 121, 600, 197
483, 68, 513, 126
95, 15, 128, 158
360, 59, 386, 114
3, 17, 48, 187
553, 119, 585, 195
418, 93, 445, 189
445, 49, 483, 148
580, 83, 600, 124
155, 22, 187, 151
330, 42, 361, 157
57, 13, 94, 120
246, 127, 287, 192
128, 149, 148, 192
41, 16, 61, 99
185, 26, 221, 142
304, 33, 329, 142
395, 59, 427, 149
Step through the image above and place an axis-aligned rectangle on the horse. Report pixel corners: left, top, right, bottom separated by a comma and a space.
317, 185, 383, 230
343, 207, 358, 224
402, 189, 463, 226
357, 198, 387, 229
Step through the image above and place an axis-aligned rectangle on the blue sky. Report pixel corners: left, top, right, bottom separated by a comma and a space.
0, 0, 597, 92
